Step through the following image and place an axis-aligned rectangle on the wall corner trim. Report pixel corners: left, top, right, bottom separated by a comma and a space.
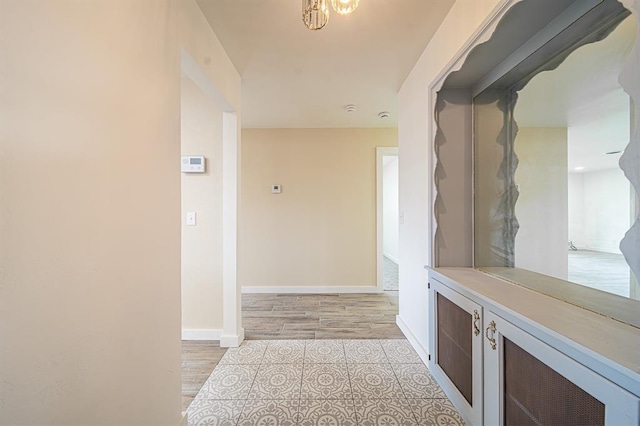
396, 315, 430, 366
220, 329, 245, 348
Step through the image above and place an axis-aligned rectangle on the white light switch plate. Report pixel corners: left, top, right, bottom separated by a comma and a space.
186, 212, 196, 226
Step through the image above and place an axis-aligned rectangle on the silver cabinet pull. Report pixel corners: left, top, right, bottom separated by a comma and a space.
485, 321, 497, 350
473, 310, 481, 336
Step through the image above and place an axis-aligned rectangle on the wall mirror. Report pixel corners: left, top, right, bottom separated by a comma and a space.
472, 0, 639, 326
433, 0, 640, 328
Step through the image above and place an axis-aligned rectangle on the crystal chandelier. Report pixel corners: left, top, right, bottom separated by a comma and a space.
302, 0, 359, 31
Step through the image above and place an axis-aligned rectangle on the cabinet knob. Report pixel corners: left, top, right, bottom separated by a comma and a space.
473, 310, 481, 336
485, 320, 497, 350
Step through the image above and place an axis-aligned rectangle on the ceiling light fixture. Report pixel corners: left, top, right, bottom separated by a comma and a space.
344, 104, 356, 113
302, 0, 358, 31
331, 0, 359, 15
378, 111, 390, 119
302, 0, 329, 30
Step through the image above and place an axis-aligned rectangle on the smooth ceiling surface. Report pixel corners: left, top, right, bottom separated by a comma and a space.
515, 15, 637, 172
196, 0, 456, 128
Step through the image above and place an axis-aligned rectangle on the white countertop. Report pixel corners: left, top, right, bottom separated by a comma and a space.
428, 267, 640, 398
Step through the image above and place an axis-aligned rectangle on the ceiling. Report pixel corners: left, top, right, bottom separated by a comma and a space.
196, 0, 456, 128
514, 15, 637, 173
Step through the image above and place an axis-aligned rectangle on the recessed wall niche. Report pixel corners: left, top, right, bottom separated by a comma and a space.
432, 0, 640, 327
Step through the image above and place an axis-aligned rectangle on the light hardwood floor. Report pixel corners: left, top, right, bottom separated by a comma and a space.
243, 291, 403, 339
181, 341, 227, 411
181, 291, 403, 411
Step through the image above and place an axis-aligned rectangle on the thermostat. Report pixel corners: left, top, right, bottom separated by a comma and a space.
272, 184, 282, 194
181, 156, 205, 173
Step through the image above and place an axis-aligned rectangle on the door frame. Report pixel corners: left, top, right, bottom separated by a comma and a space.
376, 146, 399, 291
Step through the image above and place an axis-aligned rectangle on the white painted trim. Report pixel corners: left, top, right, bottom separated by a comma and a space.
220, 328, 244, 348
485, 310, 640, 425
181, 329, 222, 341
242, 286, 382, 294
222, 112, 243, 348
430, 280, 484, 426
383, 253, 399, 265
376, 147, 399, 291
396, 314, 430, 366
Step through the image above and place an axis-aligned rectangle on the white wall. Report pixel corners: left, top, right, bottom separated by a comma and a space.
397, 0, 503, 356
0, 1, 182, 423
569, 168, 631, 254
568, 172, 586, 247
0, 0, 240, 423
239, 128, 397, 290
383, 157, 400, 263
514, 127, 568, 279
181, 76, 224, 335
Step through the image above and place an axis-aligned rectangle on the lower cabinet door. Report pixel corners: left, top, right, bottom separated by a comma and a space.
483, 311, 640, 425
430, 279, 484, 425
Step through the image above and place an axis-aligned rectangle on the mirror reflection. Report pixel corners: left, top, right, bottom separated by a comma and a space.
474, 14, 638, 300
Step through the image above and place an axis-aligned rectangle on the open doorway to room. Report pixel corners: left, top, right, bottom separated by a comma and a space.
377, 147, 399, 291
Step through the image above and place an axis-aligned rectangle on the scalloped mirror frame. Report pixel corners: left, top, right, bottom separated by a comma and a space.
428, 0, 640, 326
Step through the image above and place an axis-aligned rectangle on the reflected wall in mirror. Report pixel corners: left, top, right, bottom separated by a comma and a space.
514, 15, 637, 298
473, 5, 639, 301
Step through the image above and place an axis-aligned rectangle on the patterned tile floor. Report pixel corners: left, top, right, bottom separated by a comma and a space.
186, 339, 465, 426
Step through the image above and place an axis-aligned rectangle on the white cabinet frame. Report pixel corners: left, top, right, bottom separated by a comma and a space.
429, 279, 484, 426
484, 310, 640, 425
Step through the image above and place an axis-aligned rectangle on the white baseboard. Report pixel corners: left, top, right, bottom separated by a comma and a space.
242, 286, 382, 294
181, 329, 222, 341
396, 315, 430, 366
383, 253, 399, 264
220, 328, 245, 348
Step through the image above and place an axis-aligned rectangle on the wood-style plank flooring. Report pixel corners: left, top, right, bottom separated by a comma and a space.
243, 291, 403, 340
181, 291, 404, 411
181, 341, 227, 411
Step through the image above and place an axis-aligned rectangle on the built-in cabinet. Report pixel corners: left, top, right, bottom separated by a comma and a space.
428, 268, 640, 426
429, 281, 483, 425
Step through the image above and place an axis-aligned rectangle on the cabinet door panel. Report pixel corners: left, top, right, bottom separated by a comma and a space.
484, 311, 640, 426
437, 292, 473, 404
430, 279, 483, 425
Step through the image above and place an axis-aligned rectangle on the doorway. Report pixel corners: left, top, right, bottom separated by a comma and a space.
179, 50, 242, 412
376, 147, 399, 291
